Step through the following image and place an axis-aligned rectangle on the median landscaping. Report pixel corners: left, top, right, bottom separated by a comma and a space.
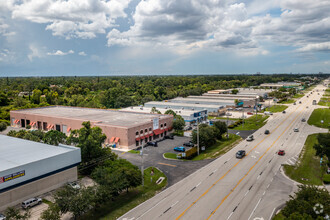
262, 105, 288, 113
283, 134, 329, 185
229, 114, 269, 130
308, 108, 330, 128
278, 98, 295, 104
82, 167, 167, 220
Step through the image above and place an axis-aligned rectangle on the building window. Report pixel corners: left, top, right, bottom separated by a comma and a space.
145, 129, 148, 133
149, 127, 152, 131
136, 131, 139, 135
160, 124, 163, 128
164, 123, 167, 127
140, 130, 143, 134
26, 119, 30, 126
55, 124, 61, 132
149, 136, 152, 141
161, 133, 163, 137
136, 141, 139, 146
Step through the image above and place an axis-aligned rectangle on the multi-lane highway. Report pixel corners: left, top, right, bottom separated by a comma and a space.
120, 84, 328, 220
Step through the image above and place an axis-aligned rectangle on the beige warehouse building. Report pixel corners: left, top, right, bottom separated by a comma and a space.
10, 106, 173, 149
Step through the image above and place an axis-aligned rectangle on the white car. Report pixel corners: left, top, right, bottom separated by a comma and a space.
246, 135, 254, 141
21, 197, 42, 209
294, 128, 299, 132
0, 213, 6, 220
68, 182, 80, 190
226, 113, 232, 116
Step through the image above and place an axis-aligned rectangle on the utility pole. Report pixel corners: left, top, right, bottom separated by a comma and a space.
141, 143, 144, 187
197, 120, 199, 156
242, 108, 244, 128
226, 111, 229, 139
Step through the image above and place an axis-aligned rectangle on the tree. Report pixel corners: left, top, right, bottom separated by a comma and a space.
31, 89, 42, 104
4, 207, 31, 220
0, 92, 9, 106
192, 124, 217, 148
173, 115, 185, 131
281, 185, 330, 219
0, 122, 7, 132
313, 133, 330, 159
40, 204, 61, 220
231, 89, 239, 94
43, 130, 66, 146
164, 109, 177, 117
213, 121, 227, 139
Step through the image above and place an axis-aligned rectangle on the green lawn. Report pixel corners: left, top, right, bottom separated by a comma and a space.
163, 152, 179, 159
303, 85, 316, 92
278, 99, 295, 104
82, 167, 167, 220
293, 93, 304, 99
191, 133, 241, 160
307, 108, 330, 128
207, 116, 238, 121
128, 150, 140, 154
230, 115, 269, 130
262, 105, 288, 113
283, 134, 328, 185
173, 130, 184, 136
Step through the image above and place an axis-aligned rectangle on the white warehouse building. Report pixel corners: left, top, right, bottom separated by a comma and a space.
0, 135, 81, 211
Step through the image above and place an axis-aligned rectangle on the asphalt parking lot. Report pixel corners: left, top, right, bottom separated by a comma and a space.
114, 136, 213, 187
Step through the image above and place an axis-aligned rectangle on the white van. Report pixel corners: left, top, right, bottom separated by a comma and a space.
264, 111, 273, 115
21, 197, 42, 209
246, 135, 254, 141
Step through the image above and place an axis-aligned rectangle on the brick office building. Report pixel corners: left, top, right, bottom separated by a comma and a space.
10, 106, 173, 150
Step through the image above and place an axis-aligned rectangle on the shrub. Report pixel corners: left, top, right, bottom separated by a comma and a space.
323, 174, 330, 184
0, 122, 7, 132
26, 125, 31, 129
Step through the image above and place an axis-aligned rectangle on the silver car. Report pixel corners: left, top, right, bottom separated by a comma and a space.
22, 197, 42, 209
0, 213, 6, 220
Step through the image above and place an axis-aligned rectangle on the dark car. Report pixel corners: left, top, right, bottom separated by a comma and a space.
183, 142, 194, 147
282, 110, 286, 114
174, 146, 185, 152
278, 150, 285, 156
164, 134, 174, 139
299, 101, 302, 104
264, 130, 270, 134
301, 118, 306, 122
236, 150, 246, 159
147, 141, 158, 147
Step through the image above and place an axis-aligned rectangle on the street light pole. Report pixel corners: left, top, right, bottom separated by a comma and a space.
141, 143, 144, 187
226, 112, 229, 139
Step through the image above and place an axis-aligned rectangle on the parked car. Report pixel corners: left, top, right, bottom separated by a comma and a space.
226, 112, 232, 116
246, 135, 254, 141
183, 142, 194, 147
293, 102, 296, 105
22, 197, 42, 209
294, 128, 299, 132
174, 146, 185, 152
264, 130, 270, 134
68, 181, 80, 190
282, 110, 286, 114
301, 118, 306, 122
0, 213, 6, 220
306, 106, 309, 108
164, 134, 174, 139
236, 150, 246, 159
147, 141, 158, 147
264, 111, 273, 115
247, 112, 253, 115
278, 150, 285, 156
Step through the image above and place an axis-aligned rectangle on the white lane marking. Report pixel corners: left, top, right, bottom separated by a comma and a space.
270, 178, 274, 182
251, 155, 256, 158
257, 175, 260, 180
269, 207, 276, 220
267, 184, 270, 189
171, 201, 179, 207
226, 212, 234, 220
262, 191, 266, 196
244, 190, 250, 196
196, 182, 201, 187
136, 196, 167, 219
214, 169, 218, 173
248, 198, 262, 220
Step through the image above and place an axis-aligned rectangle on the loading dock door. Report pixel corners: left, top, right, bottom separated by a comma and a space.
21, 119, 25, 128
55, 124, 61, 132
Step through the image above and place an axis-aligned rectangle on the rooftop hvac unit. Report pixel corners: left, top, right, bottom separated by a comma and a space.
192, 108, 194, 110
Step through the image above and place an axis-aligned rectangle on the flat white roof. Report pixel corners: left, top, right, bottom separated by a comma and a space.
0, 135, 78, 172
171, 97, 235, 104
188, 95, 255, 101
145, 101, 222, 109
120, 106, 205, 116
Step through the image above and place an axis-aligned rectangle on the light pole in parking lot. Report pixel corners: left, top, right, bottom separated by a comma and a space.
226, 111, 229, 139
197, 120, 200, 155
141, 143, 144, 187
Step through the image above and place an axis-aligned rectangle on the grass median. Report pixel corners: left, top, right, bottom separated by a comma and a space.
82, 167, 167, 220
262, 105, 288, 113
230, 114, 269, 130
278, 99, 295, 104
283, 134, 328, 185
191, 133, 241, 161
307, 108, 330, 128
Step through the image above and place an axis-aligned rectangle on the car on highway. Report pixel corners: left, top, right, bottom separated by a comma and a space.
0, 213, 6, 220
174, 146, 185, 152
264, 130, 270, 134
236, 150, 246, 159
294, 128, 299, 132
22, 197, 42, 209
183, 141, 194, 147
282, 110, 286, 114
301, 118, 306, 122
147, 141, 158, 147
246, 135, 254, 141
164, 134, 174, 139
299, 101, 302, 104
278, 150, 285, 156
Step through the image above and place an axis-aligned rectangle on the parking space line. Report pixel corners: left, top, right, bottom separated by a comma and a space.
158, 162, 177, 167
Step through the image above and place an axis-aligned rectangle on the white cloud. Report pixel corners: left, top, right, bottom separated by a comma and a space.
28, 45, 44, 61
78, 51, 87, 56
10, 0, 131, 39
47, 49, 74, 56
297, 42, 330, 52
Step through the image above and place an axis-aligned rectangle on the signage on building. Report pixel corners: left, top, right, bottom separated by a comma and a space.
0, 170, 25, 184
153, 118, 159, 130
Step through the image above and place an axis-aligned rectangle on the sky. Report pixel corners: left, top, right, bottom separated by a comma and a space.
0, 0, 329, 76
